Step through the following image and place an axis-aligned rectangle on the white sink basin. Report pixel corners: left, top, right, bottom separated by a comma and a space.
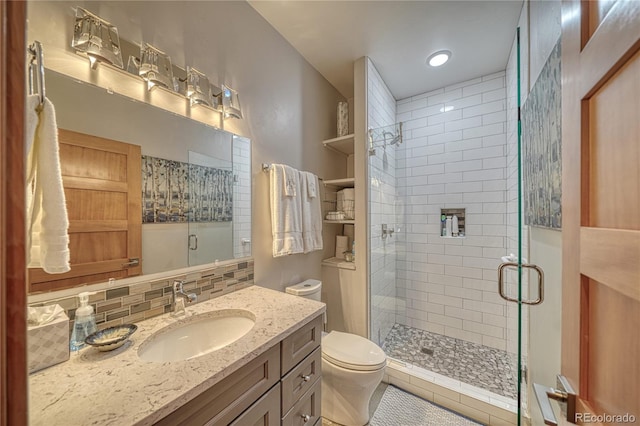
138, 309, 255, 362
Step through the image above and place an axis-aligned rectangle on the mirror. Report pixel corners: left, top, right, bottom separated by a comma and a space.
41, 69, 251, 286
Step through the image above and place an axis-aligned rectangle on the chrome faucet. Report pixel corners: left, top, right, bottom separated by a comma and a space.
172, 280, 197, 314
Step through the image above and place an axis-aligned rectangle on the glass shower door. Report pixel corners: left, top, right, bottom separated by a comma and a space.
512, 23, 564, 425
187, 145, 234, 267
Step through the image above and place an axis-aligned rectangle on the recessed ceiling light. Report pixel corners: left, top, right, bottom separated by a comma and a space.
427, 50, 451, 67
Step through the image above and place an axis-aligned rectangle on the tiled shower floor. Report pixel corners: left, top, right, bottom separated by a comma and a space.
382, 324, 518, 399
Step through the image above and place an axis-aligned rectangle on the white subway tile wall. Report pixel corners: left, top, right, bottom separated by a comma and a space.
233, 137, 252, 258
395, 72, 513, 352
367, 58, 400, 345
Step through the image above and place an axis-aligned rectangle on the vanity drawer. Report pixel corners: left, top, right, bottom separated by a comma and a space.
154, 345, 280, 426
281, 347, 321, 415
229, 383, 281, 426
281, 378, 321, 426
281, 314, 323, 374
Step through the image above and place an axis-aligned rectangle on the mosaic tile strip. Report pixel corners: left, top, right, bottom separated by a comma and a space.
31, 260, 254, 334
382, 323, 517, 399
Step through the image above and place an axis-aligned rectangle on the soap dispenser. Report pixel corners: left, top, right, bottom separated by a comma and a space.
70, 292, 97, 352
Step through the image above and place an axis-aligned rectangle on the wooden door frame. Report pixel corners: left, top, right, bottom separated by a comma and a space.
562, 0, 640, 419
0, 1, 28, 425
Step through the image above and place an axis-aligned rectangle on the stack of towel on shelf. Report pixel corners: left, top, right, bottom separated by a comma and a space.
269, 164, 323, 257
336, 188, 355, 219
25, 95, 70, 274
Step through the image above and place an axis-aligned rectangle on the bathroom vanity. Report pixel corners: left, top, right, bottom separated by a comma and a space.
29, 286, 325, 426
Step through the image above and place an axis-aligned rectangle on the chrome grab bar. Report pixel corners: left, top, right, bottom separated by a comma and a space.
27, 40, 46, 108
497, 261, 544, 305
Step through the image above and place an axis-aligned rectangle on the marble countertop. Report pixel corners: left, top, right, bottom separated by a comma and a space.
29, 285, 325, 426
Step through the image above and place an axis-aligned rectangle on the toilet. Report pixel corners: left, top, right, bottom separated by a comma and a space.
286, 279, 387, 426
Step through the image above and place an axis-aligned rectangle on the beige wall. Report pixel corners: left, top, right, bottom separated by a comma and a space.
27, 1, 346, 294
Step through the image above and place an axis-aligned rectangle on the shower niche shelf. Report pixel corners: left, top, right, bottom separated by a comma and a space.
440, 208, 465, 238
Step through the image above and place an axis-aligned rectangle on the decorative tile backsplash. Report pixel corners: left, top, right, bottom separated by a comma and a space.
31, 260, 254, 333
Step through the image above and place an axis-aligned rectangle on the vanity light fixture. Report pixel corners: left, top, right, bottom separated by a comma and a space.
216, 85, 243, 119
138, 42, 174, 91
427, 50, 451, 67
185, 67, 212, 107
72, 7, 123, 70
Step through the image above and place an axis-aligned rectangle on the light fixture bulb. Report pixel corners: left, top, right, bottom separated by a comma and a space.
427, 50, 451, 67
88, 55, 98, 70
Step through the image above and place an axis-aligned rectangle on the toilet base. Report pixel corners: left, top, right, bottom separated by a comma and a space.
321, 358, 385, 426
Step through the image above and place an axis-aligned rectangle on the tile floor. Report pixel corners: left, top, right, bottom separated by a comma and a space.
322, 383, 481, 426
382, 324, 518, 399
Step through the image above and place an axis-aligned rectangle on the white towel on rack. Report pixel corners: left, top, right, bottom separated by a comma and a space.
306, 172, 317, 198
282, 164, 297, 197
269, 164, 304, 257
300, 171, 323, 253
26, 95, 70, 274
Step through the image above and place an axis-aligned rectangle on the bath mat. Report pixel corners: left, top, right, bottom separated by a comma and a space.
369, 385, 481, 426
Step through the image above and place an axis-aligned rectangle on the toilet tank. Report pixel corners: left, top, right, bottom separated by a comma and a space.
285, 279, 322, 301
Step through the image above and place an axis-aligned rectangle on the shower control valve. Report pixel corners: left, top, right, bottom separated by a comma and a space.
382, 224, 394, 239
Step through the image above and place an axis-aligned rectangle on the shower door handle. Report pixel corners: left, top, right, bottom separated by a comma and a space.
497, 262, 544, 305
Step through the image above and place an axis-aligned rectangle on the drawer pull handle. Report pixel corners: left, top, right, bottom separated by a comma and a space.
301, 414, 311, 423
301, 374, 311, 382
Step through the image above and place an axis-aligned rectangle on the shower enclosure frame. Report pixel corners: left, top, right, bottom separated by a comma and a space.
366, 27, 530, 424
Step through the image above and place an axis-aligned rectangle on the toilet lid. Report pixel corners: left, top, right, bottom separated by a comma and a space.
322, 331, 386, 371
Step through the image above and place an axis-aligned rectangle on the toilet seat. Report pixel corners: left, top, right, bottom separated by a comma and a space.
322, 331, 386, 371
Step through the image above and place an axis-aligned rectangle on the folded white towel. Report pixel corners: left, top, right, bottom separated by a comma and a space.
270, 164, 304, 257
337, 188, 355, 220
306, 172, 317, 198
283, 164, 297, 197
300, 171, 323, 254
26, 95, 71, 274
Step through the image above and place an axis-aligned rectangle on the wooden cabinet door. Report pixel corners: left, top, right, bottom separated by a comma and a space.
29, 129, 141, 293
562, 1, 640, 422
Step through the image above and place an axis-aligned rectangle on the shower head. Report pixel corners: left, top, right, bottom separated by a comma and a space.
389, 135, 402, 146
383, 131, 402, 146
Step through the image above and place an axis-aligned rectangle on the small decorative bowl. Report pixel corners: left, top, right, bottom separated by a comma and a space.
85, 324, 138, 352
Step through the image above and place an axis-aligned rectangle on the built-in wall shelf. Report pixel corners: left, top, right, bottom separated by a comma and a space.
323, 219, 356, 224
322, 134, 355, 155
323, 177, 355, 188
322, 257, 356, 271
